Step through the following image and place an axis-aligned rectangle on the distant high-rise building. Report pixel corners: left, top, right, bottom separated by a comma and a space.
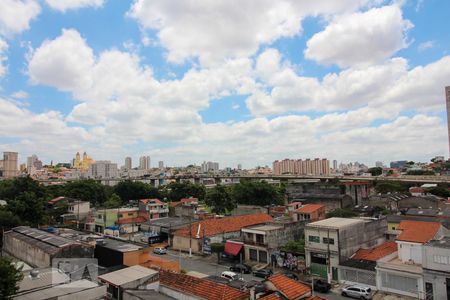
201, 161, 219, 172
237, 164, 242, 170
88, 161, 118, 179
158, 161, 164, 169
272, 158, 330, 175
0, 152, 18, 178
27, 154, 43, 173
124, 156, 132, 169
139, 156, 150, 170
446, 86, 450, 156
375, 161, 384, 168
333, 160, 338, 170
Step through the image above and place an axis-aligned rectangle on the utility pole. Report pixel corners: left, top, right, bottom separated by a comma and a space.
327, 228, 331, 284
189, 219, 192, 258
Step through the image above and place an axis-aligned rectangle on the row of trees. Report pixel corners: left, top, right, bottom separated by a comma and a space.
0, 176, 284, 232
205, 180, 285, 214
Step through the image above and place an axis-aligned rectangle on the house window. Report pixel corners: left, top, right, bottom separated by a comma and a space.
308, 235, 320, 243
118, 214, 123, 218
250, 249, 258, 261
323, 237, 335, 245
433, 255, 448, 264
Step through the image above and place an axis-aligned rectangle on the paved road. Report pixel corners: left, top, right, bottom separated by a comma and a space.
164, 250, 348, 299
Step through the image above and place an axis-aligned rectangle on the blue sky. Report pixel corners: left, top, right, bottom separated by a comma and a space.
0, 0, 449, 168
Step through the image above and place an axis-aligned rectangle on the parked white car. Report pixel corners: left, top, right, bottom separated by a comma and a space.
153, 247, 167, 255
220, 271, 241, 281
341, 285, 373, 299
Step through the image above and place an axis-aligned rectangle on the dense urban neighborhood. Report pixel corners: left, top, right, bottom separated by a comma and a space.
1, 158, 450, 299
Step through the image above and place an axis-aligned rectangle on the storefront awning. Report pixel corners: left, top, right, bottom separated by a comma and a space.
224, 241, 243, 256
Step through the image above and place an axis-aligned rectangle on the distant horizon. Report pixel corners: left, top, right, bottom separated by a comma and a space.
1, 1, 449, 168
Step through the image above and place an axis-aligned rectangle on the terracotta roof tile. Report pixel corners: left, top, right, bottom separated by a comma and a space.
267, 274, 311, 300
296, 204, 325, 214
159, 271, 248, 300
140, 198, 163, 204
397, 220, 441, 243
175, 213, 272, 238
352, 241, 397, 261
259, 293, 282, 300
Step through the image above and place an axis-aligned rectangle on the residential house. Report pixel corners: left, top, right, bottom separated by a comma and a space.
241, 220, 304, 264
305, 217, 387, 280
2, 226, 93, 268
140, 217, 192, 244
292, 204, 326, 223
172, 213, 273, 254
98, 265, 159, 300
169, 197, 199, 218
376, 220, 446, 299
159, 270, 249, 300
94, 238, 146, 267
47, 196, 90, 224
139, 198, 169, 220
422, 236, 450, 299
338, 241, 398, 288
263, 274, 312, 300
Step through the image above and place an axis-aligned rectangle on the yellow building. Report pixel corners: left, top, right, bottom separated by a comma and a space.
73, 151, 94, 171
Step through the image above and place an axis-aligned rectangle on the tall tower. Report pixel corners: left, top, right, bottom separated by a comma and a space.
2, 152, 18, 178
446, 86, 450, 157
125, 157, 132, 169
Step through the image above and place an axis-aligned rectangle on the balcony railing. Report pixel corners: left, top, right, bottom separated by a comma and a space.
243, 240, 267, 246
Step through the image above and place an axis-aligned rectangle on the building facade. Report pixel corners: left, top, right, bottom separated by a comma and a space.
422, 237, 450, 300
88, 160, 118, 179
273, 158, 331, 176
0, 151, 18, 178
124, 156, 132, 169
139, 155, 150, 170
305, 217, 387, 281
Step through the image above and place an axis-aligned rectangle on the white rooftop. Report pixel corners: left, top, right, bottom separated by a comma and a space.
98, 265, 157, 286
307, 217, 364, 229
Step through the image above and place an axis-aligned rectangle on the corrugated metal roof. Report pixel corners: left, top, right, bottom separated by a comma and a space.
98, 265, 157, 286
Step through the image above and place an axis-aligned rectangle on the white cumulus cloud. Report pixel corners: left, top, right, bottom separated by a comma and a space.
0, 0, 40, 36
304, 5, 412, 68
45, 0, 104, 12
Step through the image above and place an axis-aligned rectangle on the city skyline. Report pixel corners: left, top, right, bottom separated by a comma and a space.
0, 1, 449, 168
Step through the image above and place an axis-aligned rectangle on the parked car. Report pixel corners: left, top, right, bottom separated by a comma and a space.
153, 247, 167, 255
253, 268, 273, 278
221, 271, 241, 281
283, 272, 299, 280
341, 285, 373, 299
313, 279, 331, 293
230, 264, 252, 274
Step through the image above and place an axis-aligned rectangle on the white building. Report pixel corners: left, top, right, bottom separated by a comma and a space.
376, 220, 447, 299
423, 236, 450, 299
158, 161, 164, 169
201, 161, 219, 173
88, 161, 118, 179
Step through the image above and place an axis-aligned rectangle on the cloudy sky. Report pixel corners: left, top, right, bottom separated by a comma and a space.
0, 0, 449, 168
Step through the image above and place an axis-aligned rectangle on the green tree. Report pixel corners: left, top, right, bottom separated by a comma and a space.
162, 182, 206, 202
326, 208, 358, 218
114, 180, 162, 203
282, 239, 305, 253
104, 193, 122, 208
0, 176, 47, 201
368, 167, 382, 176
47, 201, 68, 224
406, 170, 435, 176
205, 185, 235, 214
0, 257, 23, 300
210, 242, 225, 263
374, 181, 407, 194
63, 179, 108, 206
427, 186, 450, 198
0, 209, 21, 247
7, 192, 46, 226
232, 180, 283, 206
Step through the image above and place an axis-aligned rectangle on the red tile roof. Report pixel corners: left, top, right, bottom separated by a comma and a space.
175, 213, 272, 238
140, 198, 164, 204
352, 241, 397, 261
159, 271, 248, 300
267, 274, 311, 300
397, 220, 441, 243
259, 293, 282, 300
296, 204, 325, 214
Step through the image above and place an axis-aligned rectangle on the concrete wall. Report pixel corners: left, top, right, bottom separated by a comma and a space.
422, 244, 450, 271
3, 233, 51, 267
423, 269, 449, 300
397, 241, 423, 264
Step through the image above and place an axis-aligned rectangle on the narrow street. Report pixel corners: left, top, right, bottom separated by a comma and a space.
164, 250, 347, 299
